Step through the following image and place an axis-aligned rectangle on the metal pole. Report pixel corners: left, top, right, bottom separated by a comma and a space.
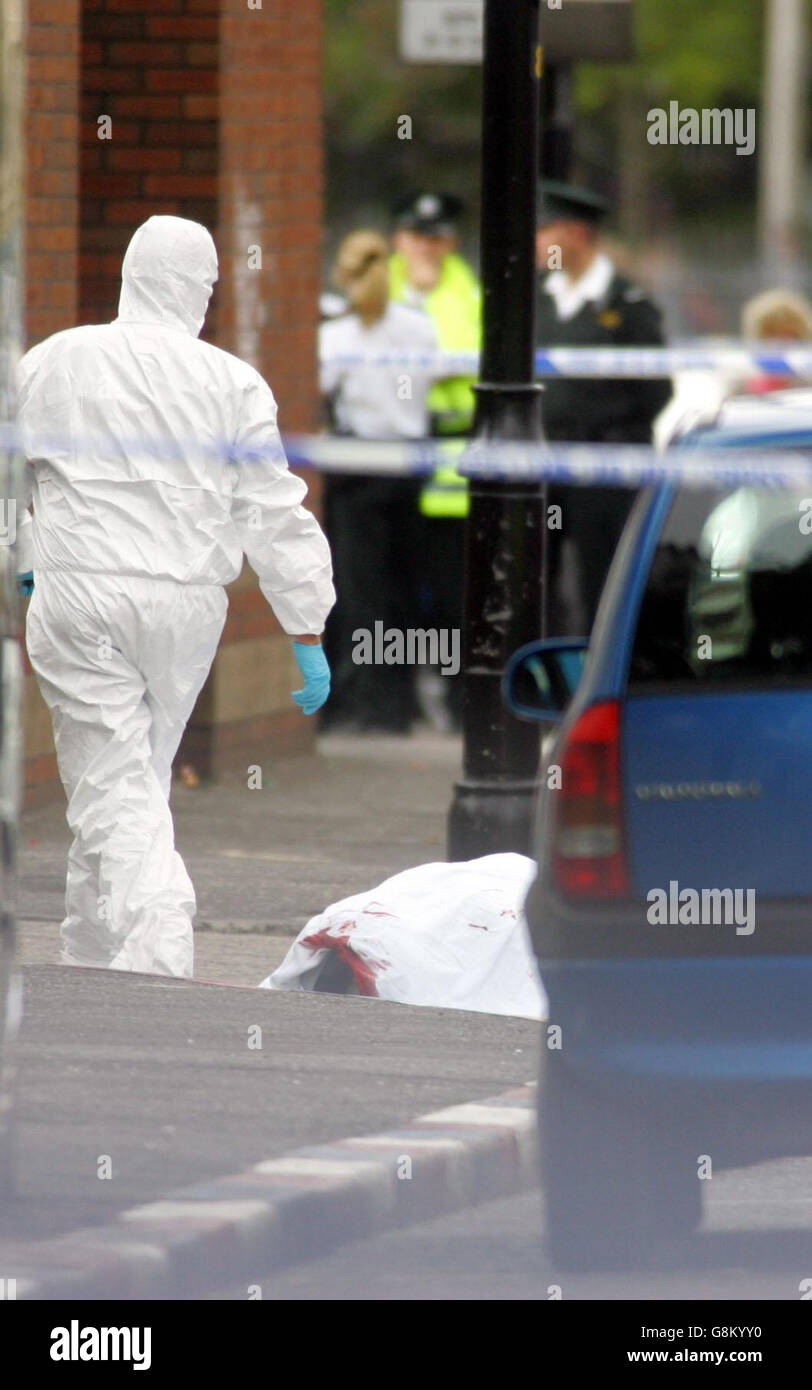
448, 0, 544, 860
540, 59, 573, 181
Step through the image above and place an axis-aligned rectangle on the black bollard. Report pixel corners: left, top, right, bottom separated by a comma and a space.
447, 0, 545, 860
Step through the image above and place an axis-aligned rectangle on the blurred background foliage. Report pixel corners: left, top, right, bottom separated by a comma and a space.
324, 1, 811, 331
324, 0, 481, 234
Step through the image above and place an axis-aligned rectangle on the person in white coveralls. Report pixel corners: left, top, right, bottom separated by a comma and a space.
16, 215, 335, 978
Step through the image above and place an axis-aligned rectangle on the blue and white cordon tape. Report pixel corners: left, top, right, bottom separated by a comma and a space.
284, 435, 812, 493
3, 420, 812, 494
5, 334, 812, 495
319, 341, 812, 380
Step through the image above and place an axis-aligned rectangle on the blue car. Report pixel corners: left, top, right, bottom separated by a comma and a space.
504, 392, 812, 1269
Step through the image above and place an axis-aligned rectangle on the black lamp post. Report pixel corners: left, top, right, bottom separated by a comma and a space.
447, 0, 544, 859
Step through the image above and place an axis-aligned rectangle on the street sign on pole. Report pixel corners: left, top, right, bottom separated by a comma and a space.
400, 0, 484, 64
400, 1, 634, 66
400, 0, 633, 66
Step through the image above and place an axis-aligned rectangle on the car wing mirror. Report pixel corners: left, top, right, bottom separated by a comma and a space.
501, 638, 588, 722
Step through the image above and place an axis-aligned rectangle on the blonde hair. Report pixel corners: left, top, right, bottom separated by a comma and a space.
333, 230, 390, 327
742, 289, 812, 341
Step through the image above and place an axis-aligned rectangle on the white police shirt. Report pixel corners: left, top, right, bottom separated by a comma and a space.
543, 252, 614, 321
319, 302, 438, 439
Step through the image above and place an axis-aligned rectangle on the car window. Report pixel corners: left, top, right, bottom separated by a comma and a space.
629, 486, 812, 685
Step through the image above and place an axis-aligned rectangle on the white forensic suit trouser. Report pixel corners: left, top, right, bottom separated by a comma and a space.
26, 572, 227, 977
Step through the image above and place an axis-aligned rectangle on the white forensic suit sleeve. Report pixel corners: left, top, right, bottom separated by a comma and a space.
231, 371, 335, 635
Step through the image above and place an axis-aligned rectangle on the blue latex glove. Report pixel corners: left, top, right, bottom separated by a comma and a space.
292, 641, 331, 716
17, 571, 34, 597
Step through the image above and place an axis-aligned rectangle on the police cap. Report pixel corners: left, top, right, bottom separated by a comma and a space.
536, 181, 610, 228
392, 191, 465, 236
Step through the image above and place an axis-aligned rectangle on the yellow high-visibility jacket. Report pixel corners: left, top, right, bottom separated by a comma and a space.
389, 252, 481, 518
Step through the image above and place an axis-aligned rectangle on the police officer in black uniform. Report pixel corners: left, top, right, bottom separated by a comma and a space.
536, 182, 672, 636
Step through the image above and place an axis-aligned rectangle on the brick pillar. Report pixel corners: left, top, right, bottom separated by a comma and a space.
22, 0, 81, 803
25, 0, 81, 345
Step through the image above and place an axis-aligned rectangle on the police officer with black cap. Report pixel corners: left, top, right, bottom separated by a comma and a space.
390, 192, 481, 445
536, 181, 672, 636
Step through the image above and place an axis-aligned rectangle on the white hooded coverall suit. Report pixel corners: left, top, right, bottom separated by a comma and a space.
17, 216, 335, 977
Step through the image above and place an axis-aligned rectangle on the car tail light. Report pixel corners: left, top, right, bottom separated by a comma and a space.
551, 700, 630, 899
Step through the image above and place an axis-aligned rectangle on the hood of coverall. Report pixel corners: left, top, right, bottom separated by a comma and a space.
117, 215, 219, 338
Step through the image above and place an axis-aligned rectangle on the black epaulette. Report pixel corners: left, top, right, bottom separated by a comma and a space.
603, 273, 649, 310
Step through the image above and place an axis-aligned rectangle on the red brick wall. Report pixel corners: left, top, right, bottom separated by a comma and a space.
25, 0, 81, 345
79, 0, 219, 325
79, 0, 323, 419
28, 0, 326, 403
23, 0, 82, 798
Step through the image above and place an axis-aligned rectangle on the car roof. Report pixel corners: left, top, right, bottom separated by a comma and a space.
684, 389, 812, 449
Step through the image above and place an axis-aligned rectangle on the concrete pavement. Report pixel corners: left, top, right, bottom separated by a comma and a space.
0, 965, 536, 1257
17, 921, 290, 989
18, 731, 462, 985
10, 731, 812, 1302
6, 1066, 537, 1300
3, 729, 545, 1295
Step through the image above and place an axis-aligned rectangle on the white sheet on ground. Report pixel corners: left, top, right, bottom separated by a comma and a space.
258, 853, 547, 1021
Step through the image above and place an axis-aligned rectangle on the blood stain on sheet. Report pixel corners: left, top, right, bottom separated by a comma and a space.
301, 918, 389, 996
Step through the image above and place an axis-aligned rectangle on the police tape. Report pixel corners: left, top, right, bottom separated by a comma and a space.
5, 420, 812, 493
284, 434, 812, 493
319, 342, 812, 379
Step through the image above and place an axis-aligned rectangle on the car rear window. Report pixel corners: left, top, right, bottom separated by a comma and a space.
629, 486, 812, 685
